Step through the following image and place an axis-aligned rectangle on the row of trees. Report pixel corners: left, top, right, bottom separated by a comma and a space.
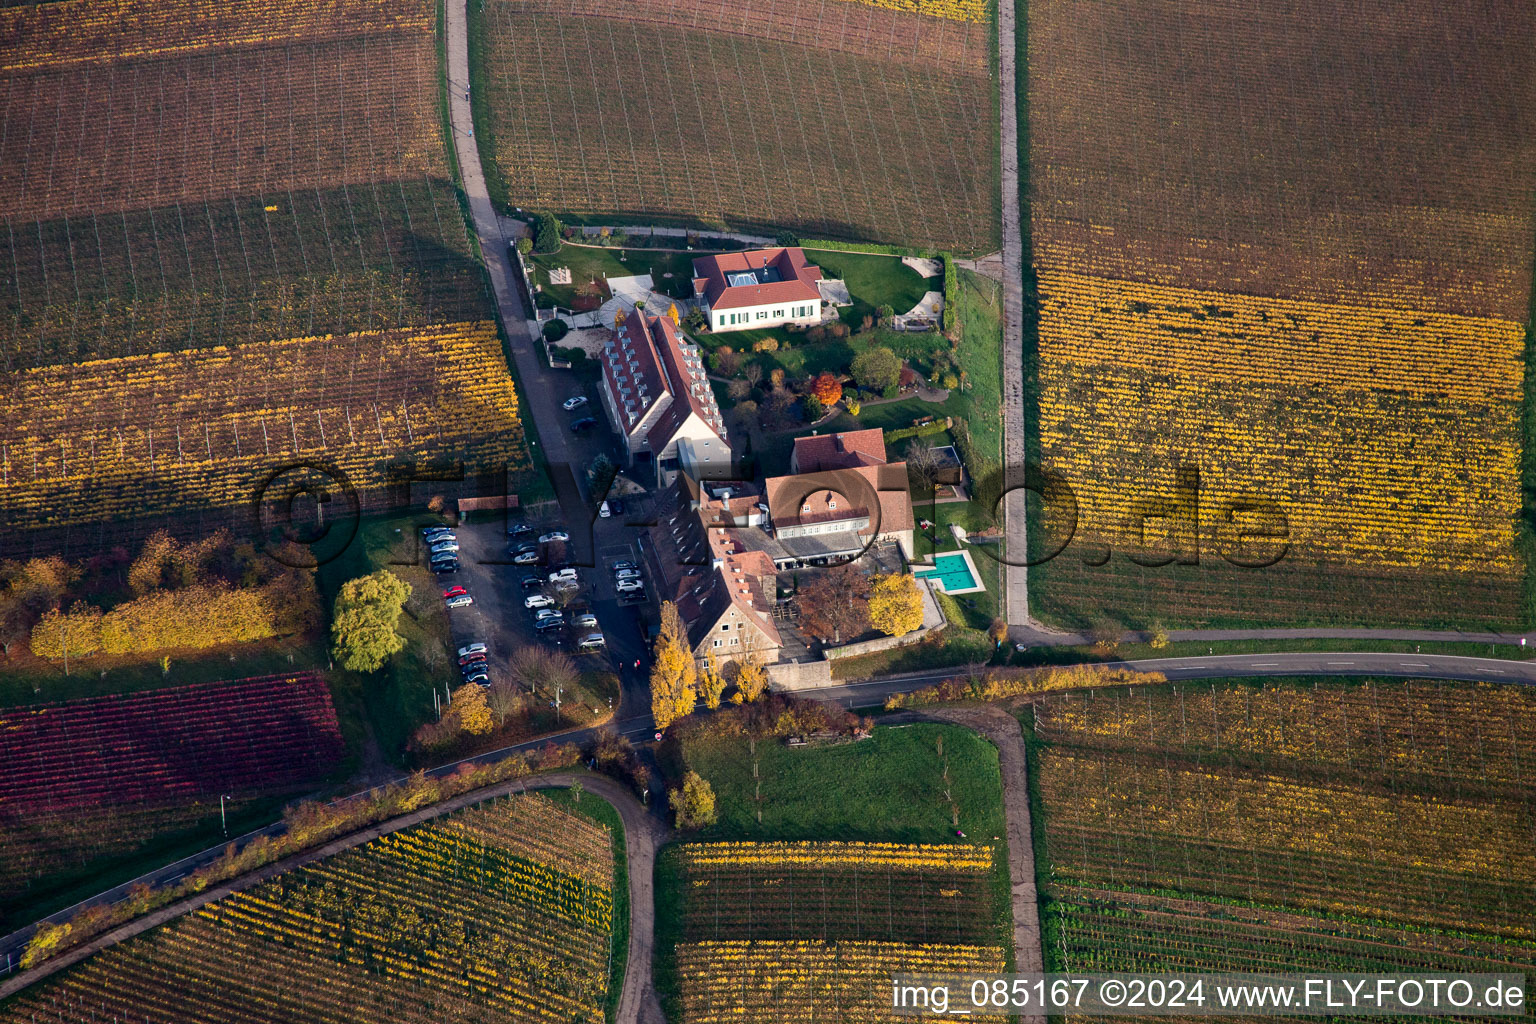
650, 602, 769, 730
7, 532, 320, 664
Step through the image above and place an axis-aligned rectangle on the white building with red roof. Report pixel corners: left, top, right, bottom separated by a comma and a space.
598, 311, 726, 485
692, 247, 824, 333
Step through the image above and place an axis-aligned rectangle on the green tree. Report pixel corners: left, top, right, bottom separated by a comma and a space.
515, 236, 534, 256
802, 394, 824, 422
850, 346, 900, 393
533, 211, 563, 253
330, 570, 412, 672
868, 573, 924, 636
670, 770, 718, 828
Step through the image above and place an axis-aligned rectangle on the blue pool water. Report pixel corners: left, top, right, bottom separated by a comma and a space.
913, 552, 979, 593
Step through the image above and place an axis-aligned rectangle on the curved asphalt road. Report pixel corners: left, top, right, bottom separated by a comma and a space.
5, 649, 1527, 979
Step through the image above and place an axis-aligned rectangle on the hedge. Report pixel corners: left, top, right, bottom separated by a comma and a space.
941, 254, 958, 335
799, 239, 940, 259
883, 420, 951, 445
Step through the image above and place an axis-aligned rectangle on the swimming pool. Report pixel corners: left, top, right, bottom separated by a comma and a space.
912, 551, 984, 595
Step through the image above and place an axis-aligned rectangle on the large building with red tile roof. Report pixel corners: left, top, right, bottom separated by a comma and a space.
789, 427, 890, 473
692, 247, 824, 333
650, 477, 784, 668
597, 311, 726, 485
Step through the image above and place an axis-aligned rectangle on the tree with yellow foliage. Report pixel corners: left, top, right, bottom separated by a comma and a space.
698, 648, 726, 709
732, 651, 767, 704
446, 684, 495, 736
869, 573, 924, 636
651, 601, 697, 729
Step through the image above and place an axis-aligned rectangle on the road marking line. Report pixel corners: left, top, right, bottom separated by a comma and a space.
1327, 661, 1355, 666
1186, 665, 1209, 669
1402, 662, 1429, 668
1486, 669, 1507, 674
1252, 662, 1279, 667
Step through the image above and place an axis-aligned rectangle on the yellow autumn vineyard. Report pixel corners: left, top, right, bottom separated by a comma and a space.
0, 793, 617, 1024
837, 0, 990, 23
1036, 270, 1522, 573
0, 0, 433, 73
0, 322, 529, 530
682, 840, 994, 872
1037, 747, 1536, 937
675, 941, 1009, 1023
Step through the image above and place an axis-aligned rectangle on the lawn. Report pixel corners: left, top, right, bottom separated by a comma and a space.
315, 513, 456, 764
529, 243, 701, 310
910, 501, 1002, 628
679, 723, 1006, 842
801, 248, 936, 326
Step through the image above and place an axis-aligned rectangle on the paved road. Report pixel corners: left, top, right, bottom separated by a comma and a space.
813, 651, 1536, 709
1011, 622, 1536, 648
995, 0, 1030, 629
443, 0, 575, 479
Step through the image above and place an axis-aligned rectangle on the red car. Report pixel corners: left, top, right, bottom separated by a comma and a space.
442, 585, 468, 599
458, 651, 488, 667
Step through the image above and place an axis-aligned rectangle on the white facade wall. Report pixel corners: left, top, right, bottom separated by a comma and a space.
709, 298, 821, 333
654, 412, 722, 464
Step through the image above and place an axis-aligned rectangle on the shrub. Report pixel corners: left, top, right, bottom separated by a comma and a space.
752, 338, 779, 353
542, 318, 570, 342
533, 211, 563, 254
802, 394, 824, 421
883, 665, 1169, 710
805, 325, 828, 343
670, 771, 718, 829
850, 346, 901, 392
827, 322, 850, 340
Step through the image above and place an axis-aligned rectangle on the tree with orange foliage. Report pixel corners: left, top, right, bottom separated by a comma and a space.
811, 371, 843, 407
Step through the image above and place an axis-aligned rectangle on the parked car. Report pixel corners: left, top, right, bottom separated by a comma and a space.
463, 669, 490, 686
570, 417, 597, 432
429, 541, 459, 555
611, 560, 638, 572
614, 569, 642, 582
421, 526, 453, 538
562, 396, 588, 411
432, 560, 460, 574
539, 531, 570, 544
535, 619, 564, 634
577, 634, 606, 650
507, 524, 535, 539
534, 608, 563, 622
548, 568, 578, 583
446, 594, 474, 609
598, 501, 611, 519
616, 580, 644, 594
513, 550, 541, 565
457, 643, 487, 658
573, 613, 599, 629
521, 575, 546, 590
524, 593, 554, 609
442, 585, 468, 598
459, 652, 488, 668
